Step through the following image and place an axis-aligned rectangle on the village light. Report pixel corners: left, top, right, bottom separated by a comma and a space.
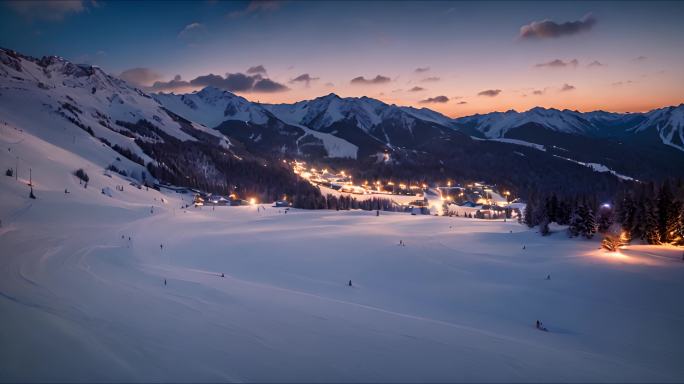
249, 198, 256, 205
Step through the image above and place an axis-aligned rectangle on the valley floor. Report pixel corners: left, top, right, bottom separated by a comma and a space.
1, 128, 684, 382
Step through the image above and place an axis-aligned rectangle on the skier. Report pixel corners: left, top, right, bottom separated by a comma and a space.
546, 274, 551, 280
164, 279, 167, 286
348, 280, 352, 287
376, 210, 380, 217
522, 245, 526, 250
536, 320, 540, 329
160, 243, 163, 251
64, 188, 69, 194
221, 273, 225, 278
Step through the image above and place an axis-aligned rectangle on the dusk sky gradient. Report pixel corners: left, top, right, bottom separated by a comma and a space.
1, 0, 683, 117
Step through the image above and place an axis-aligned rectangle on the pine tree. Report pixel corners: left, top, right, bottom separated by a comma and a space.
657, 180, 675, 243
583, 207, 597, 239
524, 200, 535, 228
568, 205, 584, 238
641, 200, 660, 244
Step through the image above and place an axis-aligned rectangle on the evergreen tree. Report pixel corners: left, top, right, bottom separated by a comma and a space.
657, 180, 675, 243
568, 205, 584, 238
641, 200, 660, 244
583, 207, 597, 239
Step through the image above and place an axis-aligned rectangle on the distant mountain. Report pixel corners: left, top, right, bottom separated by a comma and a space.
2, 46, 683, 201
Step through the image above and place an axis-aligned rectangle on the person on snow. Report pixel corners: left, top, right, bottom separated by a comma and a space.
536, 320, 540, 329
376, 210, 380, 216
164, 279, 167, 286
160, 243, 163, 251
221, 273, 225, 278
522, 245, 526, 250
348, 280, 352, 287
546, 274, 551, 280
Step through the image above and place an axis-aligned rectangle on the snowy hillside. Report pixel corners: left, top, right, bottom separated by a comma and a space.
0, 48, 230, 181
1, 125, 684, 380
632, 104, 684, 151
153, 86, 272, 128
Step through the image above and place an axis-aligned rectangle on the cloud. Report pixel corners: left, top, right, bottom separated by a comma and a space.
478, 89, 501, 97
253, 78, 289, 92
535, 59, 579, 68
457, 101, 468, 105
560, 83, 576, 92
120, 68, 163, 87
151, 75, 191, 93
150, 72, 289, 93
229, 0, 282, 18
414, 67, 430, 73
5, 0, 85, 21
588, 60, 603, 67
532, 89, 544, 95
420, 76, 440, 83
611, 80, 635, 87
178, 22, 209, 45
519, 13, 596, 39
289, 73, 319, 86
350, 75, 391, 85
632, 56, 648, 62
419, 95, 449, 104
246, 65, 267, 75
408, 86, 425, 92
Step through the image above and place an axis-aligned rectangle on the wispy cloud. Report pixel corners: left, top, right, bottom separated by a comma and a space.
419, 95, 449, 104
178, 22, 209, 45
478, 89, 501, 97
408, 86, 425, 92
414, 67, 430, 73
519, 13, 596, 39
587, 60, 604, 67
560, 83, 576, 92
246, 65, 268, 75
350, 75, 391, 85
229, 0, 282, 18
535, 59, 579, 68
420, 76, 440, 83
289, 73, 319, 86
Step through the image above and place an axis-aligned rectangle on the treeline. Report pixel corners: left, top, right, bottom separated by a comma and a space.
115, 119, 321, 204
523, 179, 684, 245
292, 193, 402, 212
614, 179, 684, 245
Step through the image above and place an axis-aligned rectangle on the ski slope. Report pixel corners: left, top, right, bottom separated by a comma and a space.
1, 124, 684, 382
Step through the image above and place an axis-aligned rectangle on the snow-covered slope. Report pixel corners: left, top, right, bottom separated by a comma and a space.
153, 87, 272, 128
631, 104, 684, 151
264, 93, 453, 135
0, 48, 221, 143
454, 107, 596, 138
0, 48, 231, 181
154, 89, 359, 159
1, 127, 683, 380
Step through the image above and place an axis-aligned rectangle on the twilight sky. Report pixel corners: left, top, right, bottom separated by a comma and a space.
1, 0, 683, 117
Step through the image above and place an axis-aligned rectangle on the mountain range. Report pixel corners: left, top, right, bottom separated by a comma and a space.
1, 46, 683, 200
